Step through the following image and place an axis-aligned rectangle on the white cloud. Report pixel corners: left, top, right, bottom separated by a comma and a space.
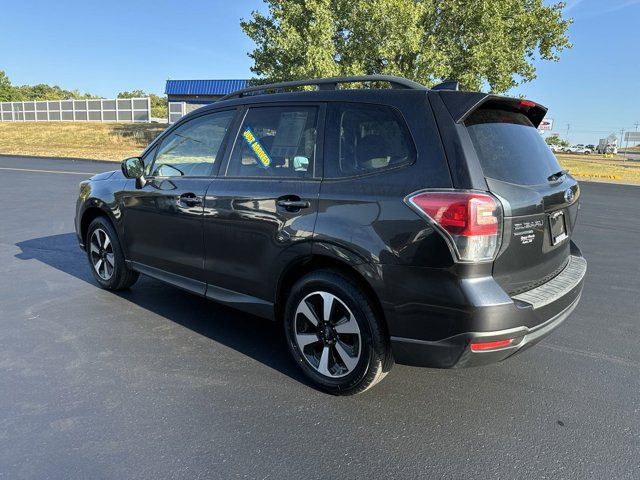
565, 0, 587, 12
600, 0, 640, 14
565, 0, 640, 14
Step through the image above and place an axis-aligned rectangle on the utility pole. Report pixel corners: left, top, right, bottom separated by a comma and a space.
565, 124, 570, 144
625, 131, 630, 155
634, 122, 639, 146
620, 128, 625, 159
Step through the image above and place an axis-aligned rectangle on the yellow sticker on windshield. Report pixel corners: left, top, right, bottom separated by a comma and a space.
242, 127, 272, 168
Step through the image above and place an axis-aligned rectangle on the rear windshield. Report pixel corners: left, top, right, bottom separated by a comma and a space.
465, 108, 562, 185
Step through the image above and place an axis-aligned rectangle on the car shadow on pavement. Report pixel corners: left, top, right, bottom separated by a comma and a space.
15, 232, 310, 387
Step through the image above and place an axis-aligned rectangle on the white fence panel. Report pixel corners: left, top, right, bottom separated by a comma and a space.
0, 97, 151, 123
168, 101, 186, 124
168, 102, 211, 124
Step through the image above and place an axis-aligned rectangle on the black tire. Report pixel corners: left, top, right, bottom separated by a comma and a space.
86, 216, 139, 290
283, 269, 393, 395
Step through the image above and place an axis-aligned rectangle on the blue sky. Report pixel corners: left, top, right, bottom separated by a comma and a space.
1, 0, 639, 144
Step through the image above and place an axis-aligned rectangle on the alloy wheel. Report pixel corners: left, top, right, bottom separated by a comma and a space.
294, 291, 362, 378
89, 228, 115, 280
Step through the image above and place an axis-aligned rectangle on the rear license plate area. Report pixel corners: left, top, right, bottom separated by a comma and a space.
549, 211, 567, 245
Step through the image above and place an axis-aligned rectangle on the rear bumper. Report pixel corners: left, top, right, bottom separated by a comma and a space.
387, 243, 586, 368
391, 291, 581, 368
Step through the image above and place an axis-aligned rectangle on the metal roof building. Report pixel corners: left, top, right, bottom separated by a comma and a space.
165, 79, 248, 123
165, 79, 249, 100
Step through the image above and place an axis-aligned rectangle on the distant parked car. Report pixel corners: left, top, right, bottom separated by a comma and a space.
563, 145, 591, 154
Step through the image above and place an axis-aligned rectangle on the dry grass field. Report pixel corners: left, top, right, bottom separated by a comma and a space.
619, 146, 640, 152
0, 122, 166, 161
556, 153, 640, 184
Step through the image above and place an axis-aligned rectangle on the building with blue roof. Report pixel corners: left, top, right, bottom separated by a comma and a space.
165, 79, 248, 123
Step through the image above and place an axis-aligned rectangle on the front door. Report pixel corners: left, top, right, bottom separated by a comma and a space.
121, 109, 237, 293
203, 104, 323, 310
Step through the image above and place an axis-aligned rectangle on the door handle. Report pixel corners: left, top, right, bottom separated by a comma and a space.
277, 197, 310, 211
179, 193, 203, 206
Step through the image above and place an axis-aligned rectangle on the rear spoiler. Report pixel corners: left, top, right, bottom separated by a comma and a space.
437, 91, 548, 128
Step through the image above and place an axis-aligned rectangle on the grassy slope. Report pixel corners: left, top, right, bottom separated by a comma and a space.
619, 145, 640, 152
556, 153, 640, 184
0, 122, 166, 161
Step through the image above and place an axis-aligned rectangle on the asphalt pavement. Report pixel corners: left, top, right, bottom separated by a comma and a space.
0, 155, 638, 479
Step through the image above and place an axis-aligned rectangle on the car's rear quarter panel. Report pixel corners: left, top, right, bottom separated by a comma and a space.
313, 91, 453, 268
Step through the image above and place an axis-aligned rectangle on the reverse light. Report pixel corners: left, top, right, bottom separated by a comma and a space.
405, 191, 502, 262
470, 338, 514, 351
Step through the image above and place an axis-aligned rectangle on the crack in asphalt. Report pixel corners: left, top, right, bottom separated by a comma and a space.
541, 342, 640, 371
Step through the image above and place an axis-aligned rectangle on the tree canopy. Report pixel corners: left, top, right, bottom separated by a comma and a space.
545, 133, 568, 147
0, 70, 99, 102
241, 0, 572, 93
0, 71, 13, 102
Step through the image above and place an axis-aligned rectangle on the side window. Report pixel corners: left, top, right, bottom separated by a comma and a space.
151, 110, 235, 177
327, 103, 415, 178
226, 106, 318, 178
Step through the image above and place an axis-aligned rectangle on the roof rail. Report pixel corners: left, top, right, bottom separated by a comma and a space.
217, 75, 427, 101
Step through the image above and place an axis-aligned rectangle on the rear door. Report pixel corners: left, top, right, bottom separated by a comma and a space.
464, 104, 580, 294
202, 103, 324, 308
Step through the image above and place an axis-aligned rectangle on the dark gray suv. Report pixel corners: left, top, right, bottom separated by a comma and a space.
75, 76, 586, 395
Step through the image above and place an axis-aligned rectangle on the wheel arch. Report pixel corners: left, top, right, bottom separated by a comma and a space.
79, 202, 118, 247
275, 254, 388, 334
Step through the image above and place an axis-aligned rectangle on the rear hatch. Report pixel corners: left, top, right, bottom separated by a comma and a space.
463, 100, 580, 295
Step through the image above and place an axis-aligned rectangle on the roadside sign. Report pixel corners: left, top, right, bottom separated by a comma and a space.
538, 118, 554, 131
624, 132, 640, 141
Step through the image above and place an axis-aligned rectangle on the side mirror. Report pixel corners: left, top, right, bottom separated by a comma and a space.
121, 157, 144, 178
121, 157, 147, 188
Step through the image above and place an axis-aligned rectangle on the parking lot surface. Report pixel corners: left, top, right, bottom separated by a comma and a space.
0, 155, 638, 479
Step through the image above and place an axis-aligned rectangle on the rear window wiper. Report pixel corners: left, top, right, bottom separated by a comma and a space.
547, 169, 568, 182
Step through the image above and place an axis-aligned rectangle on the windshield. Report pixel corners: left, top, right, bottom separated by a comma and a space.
465, 108, 562, 185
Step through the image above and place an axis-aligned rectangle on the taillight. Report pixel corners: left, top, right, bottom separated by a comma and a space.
405, 191, 502, 262
519, 99, 536, 108
470, 338, 513, 351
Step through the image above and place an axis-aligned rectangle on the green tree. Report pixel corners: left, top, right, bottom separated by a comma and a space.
0, 71, 100, 101
241, 0, 572, 93
0, 70, 20, 102
70, 89, 102, 100
148, 94, 167, 119
117, 90, 146, 99
16, 84, 81, 100
545, 133, 568, 147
